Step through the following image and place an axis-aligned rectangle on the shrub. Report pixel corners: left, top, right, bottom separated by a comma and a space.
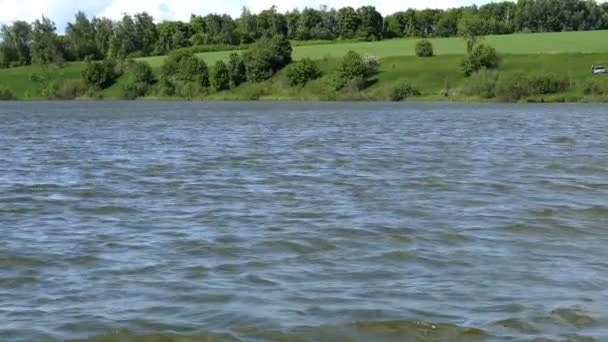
415, 40, 434, 57
125, 60, 155, 84
583, 79, 608, 96
43, 80, 87, 100
211, 60, 230, 91
527, 74, 571, 95
334, 50, 371, 90
121, 82, 148, 100
364, 55, 380, 74
285, 58, 322, 86
462, 44, 500, 77
228, 53, 246, 87
461, 69, 499, 98
389, 82, 420, 101
0, 88, 16, 100
81, 60, 119, 89
337, 76, 368, 100
495, 74, 530, 102
119, 60, 155, 100
160, 50, 209, 96
243, 35, 292, 83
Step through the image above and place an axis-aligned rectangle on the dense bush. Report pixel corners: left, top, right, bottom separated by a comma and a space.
81, 59, 119, 89
124, 60, 155, 84
211, 60, 230, 91
228, 53, 246, 88
334, 50, 372, 90
461, 69, 499, 98
495, 74, 530, 101
415, 40, 434, 57
121, 82, 149, 100
364, 55, 380, 74
461, 44, 500, 76
120, 60, 155, 100
583, 79, 608, 96
389, 82, 420, 101
243, 35, 292, 83
527, 74, 571, 94
0, 88, 16, 100
160, 50, 209, 95
43, 79, 87, 99
285, 58, 322, 86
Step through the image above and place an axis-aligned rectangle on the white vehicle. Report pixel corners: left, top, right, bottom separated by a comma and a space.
592, 65, 606, 74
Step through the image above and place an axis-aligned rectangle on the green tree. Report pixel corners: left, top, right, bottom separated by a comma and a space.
109, 15, 137, 59
257, 6, 288, 38
156, 21, 193, 55
243, 35, 292, 82
236, 7, 258, 43
211, 60, 230, 91
161, 50, 210, 90
66, 12, 98, 60
334, 50, 370, 90
337, 7, 360, 39
0, 21, 32, 67
228, 53, 246, 87
31, 16, 64, 65
461, 44, 500, 76
92, 17, 114, 59
356, 6, 383, 40
134, 12, 158, 56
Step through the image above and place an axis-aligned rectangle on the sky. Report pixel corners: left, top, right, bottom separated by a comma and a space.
1, 0, 492, 31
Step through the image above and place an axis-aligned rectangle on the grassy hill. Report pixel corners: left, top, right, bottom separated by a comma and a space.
140, 30, 608, 67
1, 30, 608, 101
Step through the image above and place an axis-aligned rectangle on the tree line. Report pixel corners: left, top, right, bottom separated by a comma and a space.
2, 0, 608, 68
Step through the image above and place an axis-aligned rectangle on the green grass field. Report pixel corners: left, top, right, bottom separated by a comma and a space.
139, 30, 608, 67
1, 30, 608, 101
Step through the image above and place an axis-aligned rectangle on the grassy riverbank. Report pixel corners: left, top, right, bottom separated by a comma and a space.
1, 31, 608, 102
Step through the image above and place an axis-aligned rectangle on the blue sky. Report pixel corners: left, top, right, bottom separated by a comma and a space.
1, 0, 491, 31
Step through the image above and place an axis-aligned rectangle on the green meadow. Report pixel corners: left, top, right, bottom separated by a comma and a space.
139, 30, 608, 67
1, 30, 608, 101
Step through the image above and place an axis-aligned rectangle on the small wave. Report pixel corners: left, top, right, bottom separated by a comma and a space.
495, 318, 541, 334
77, 205, 137, 214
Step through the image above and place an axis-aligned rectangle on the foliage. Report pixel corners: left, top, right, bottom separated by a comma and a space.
415, 40, 434, 57
0, 88, 16, 100
583, 78, 608, 96
334, 50, 372, 90
526, 74, 571, 94
161, 50, 209, 86
66, 12, 98, 60
81, 59, 119, 89
120, 60, 155, 99
31, 16, 64, 65
389, 82, 420, 101
121, 82, 149, 100
0, 21, 32, 68
211, 60, 231, 91
461, 69, 499, 98
228, 53, 246, 87
285, 58, 322, 86
243, 35, 292, 82
42, 79, 87, 100
495, 74, 530, 101
462, 44, 500, 76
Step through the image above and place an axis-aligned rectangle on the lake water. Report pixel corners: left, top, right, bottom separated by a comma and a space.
1, 101, 608, 342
